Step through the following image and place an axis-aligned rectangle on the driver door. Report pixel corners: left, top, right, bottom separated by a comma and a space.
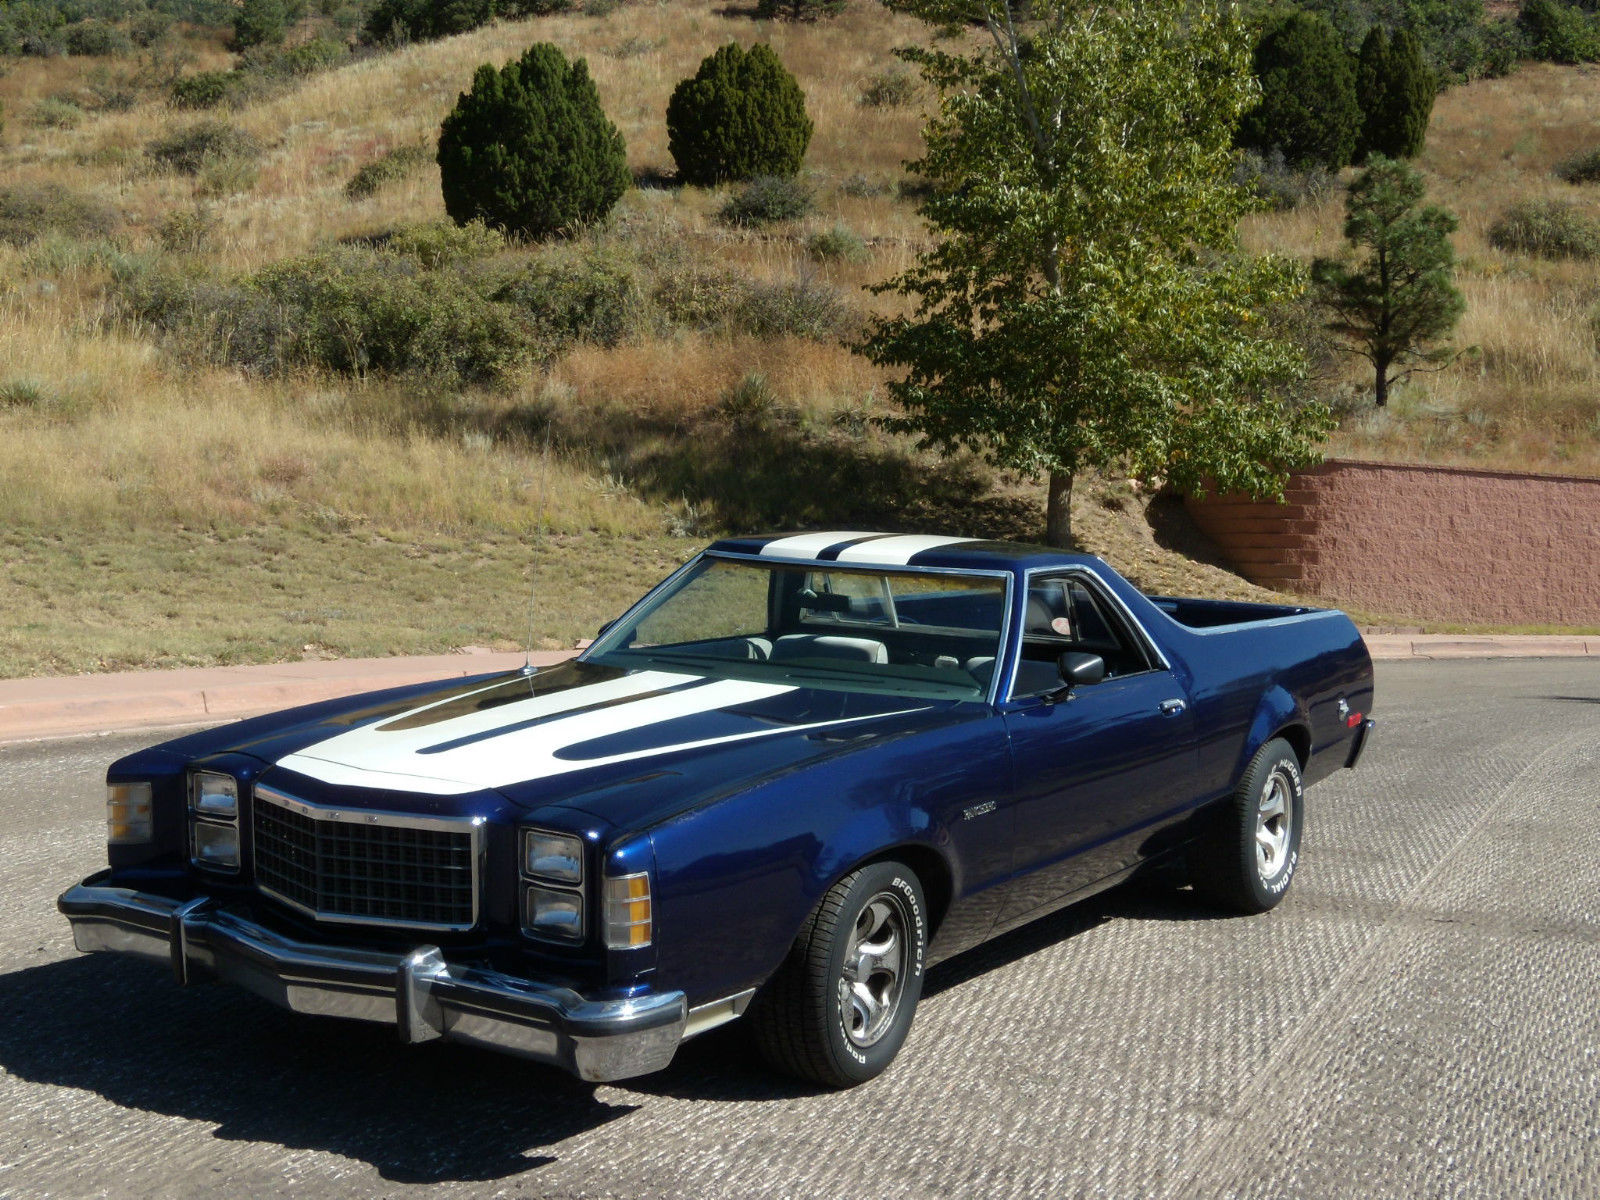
997, 572, 1199, 923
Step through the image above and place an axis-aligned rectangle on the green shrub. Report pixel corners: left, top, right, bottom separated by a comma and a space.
650, 263, 747, 328
346, 143, 432, 199
129, 11, 174, 48
604, 34, 664, 59
719, 175, 812, 226
233, 0, 292, 49
1519, 0, 1600, 63
492, 252, 640, 348
170, 70, 239, 110
157, 207, 218, 253
30, 97, 84, 129
1487, 198, 1600, 260
1233, 148, 1336, 212
246, 249, 530, 381
63, 21, 133, 57
240, 36, 347, 78
382, 218, 504, 267
0, 379, 54, 411
147, 120, 265, 176
666, 42, 813, 186
437, 43, 630, 240
858, 67, 916, 108
1237, 11, 1361, 169
838, 172, 892, 198
1556, 147, 1600, 184
0, 184, 118, 246
363, 0, 494, 44
806, 224, 868, 264
730, 275, 853, 339
755, 0, 845, 20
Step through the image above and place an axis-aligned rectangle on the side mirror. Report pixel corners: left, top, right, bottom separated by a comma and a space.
596, 620, 616, 639
1058, 651, 1105, 688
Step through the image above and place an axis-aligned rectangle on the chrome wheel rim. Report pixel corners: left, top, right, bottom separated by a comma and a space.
1255, 767, 1295, 881
838, 890, 909, 1048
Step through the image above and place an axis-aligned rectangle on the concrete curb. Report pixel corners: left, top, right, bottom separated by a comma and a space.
1, 636, 1595, 746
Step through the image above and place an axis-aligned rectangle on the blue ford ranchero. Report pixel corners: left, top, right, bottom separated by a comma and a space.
61, 532, 1374, 1087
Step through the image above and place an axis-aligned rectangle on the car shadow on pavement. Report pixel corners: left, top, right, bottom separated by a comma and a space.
631, 882, 1217, 1104
0, 954, 633, 1184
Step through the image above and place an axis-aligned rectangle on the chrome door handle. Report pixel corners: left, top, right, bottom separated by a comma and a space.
1159, 699, 1187, 716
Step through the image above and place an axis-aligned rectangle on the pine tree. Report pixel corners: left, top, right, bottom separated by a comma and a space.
666, 43, 813, 186
1377, 29, 1435, 159
1238, 11, 1362, 170
436, 44, 630, 241
1355, 26, 1390, 164
1314, 157, 1464, 408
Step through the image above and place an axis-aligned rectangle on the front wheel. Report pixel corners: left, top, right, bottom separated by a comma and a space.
749, 861, 928, 1088
1191, 737, 1304, 914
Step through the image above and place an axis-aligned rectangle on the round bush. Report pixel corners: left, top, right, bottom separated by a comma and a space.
1557, 147, 1600, 185
719, 175, 812, 227
666, 42, 813, 186
1488, 198, 1600, 260
1237, 11, 1361, 170
437, 43, 630, 241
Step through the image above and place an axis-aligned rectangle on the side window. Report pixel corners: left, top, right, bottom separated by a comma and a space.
1010, 573, 1153, 697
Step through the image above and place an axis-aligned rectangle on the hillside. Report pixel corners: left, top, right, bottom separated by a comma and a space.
1, 4, 1596, 674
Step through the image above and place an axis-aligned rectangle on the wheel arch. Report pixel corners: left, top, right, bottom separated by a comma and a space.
1238, 684, 1312, 781
855, 842, 953, 942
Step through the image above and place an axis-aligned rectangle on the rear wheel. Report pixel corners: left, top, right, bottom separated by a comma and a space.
1191, 737, 1304, 914
750, 861, 927, 1088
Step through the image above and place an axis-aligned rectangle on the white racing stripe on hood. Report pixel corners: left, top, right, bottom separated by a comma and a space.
277, 671, 832, 795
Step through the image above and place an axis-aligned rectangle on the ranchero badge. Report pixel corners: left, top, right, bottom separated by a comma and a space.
963, 801, 997, 821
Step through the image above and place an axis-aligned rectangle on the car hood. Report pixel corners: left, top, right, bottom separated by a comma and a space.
247, 660, 967, 812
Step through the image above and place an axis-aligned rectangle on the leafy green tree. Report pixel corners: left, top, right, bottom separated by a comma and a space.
1519, 0, 1600, 63
437, 43, 630, 240
666, 43, 813, 186
1238, 11, 1362, 169
860, 0, 1331, 547
1314, 156, 1464, 407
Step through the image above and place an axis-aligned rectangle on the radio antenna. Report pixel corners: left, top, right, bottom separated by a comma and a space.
520, 419, 555, 678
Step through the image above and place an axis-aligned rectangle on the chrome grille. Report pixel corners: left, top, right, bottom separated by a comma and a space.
253, 786, 481, 931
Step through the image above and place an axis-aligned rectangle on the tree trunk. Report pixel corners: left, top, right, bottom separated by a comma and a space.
1044, 469, 1073, 548
1374, 360, 1390, 408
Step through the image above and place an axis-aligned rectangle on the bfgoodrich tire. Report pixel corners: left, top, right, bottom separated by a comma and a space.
750, 861, 927, 1088
1191, 737, 1304, 914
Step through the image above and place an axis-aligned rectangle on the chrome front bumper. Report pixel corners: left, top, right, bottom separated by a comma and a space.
58, 876, 687, 1083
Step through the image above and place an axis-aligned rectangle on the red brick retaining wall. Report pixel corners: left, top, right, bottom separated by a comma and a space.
1185, 460, 1600, 624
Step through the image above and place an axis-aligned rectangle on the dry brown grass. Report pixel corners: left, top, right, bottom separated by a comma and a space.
6, 13, 1600, 674
1246, 61, 1600, 476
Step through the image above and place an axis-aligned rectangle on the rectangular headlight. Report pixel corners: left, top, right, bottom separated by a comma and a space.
190, 822, 240, 872
604, 872, 653, 949
522, 829, 584, 886
107, 782, 153, 844
189, 772, 238, 819
523, 885, 584, 943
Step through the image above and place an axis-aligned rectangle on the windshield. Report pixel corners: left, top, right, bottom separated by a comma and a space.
586, 555, 1009, 700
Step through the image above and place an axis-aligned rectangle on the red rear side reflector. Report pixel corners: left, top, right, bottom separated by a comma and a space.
1347, 713, 1364, 728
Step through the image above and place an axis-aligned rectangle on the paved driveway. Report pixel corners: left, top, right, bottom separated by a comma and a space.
1, 658, 1596, 1199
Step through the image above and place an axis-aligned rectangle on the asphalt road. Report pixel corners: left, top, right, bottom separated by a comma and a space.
1, 658, 1596, 1200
